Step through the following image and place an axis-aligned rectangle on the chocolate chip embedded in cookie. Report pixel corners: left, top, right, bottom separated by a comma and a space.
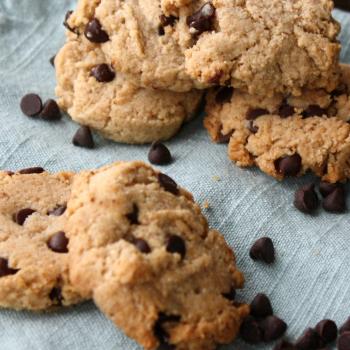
0, 171, 84, 310
204, 64, 350, 183
66, 161, 249, 350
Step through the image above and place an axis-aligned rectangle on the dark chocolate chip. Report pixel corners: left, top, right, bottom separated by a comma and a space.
160, 15, 177, 27
250, 293, 273, 318
315, 319, 338, 344
20, 94, 42, 117
49, 287, 63, 306
187, 2, 216, 35
148, 142, 172, 165
91, 64, 115, 83
340, 317, 350, 334
294, 184, 319, 214
338, 332, 350, 350
217, 130, 233, 143
274, 154, 302, 177
246, 108, 269, 120
134, 238, 151, 254
126, 204, 139, 224
84, 18, 109, 43
319, 182, 344, 198
249, 237, 275, 264
63, 10, 77, 33
215, 87, 234, 104
0, 258, 18, 277
278, 104, 295, 118
50, 55, 56, 67
302, 105, 327, 118
166, 235, 186, 259
48, 204, 67, 216
261, 315, 287, 342
158, 173, 179, 195
295, 328, 321, 350
73, 126, 94, 149
154, 313, 180, 349
158, 25, 165, 36
14, 208, 36, 225
322, 188, 347, 213
248, 121, 259, 134
47, 231, 69, 253
40, 99, 61, 121
222, 287, 236, 301
240, 316, 263, 344
18, 167, 45, 174
331, 82, 348, 97
273, 340, 297, 350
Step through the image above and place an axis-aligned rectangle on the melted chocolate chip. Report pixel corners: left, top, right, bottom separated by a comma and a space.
261, 315, 287, 342
274, 154, 302, 177
322, 187, 347, 213
134, 238, 151, 254
47, 231, 69, 253
40, 99, 61, 121
73, 126, 94, 149
148, 142, 172, 165
154, 313, 180, 349
302, 105, 327, 118
240, 316, 263, 344
315, 319, 338, 344
126, 204, 139, 224
187, 2, 216, 35
84, 18, 109, 43
294, 184, 319, 214
158, 25, 165, 36
166, 235, 186, 259
319, 182, 344, 198
217, 130, 233, 143
295, 328, 322, 350
215, 87, 234, 104
48, 204, 67, 216
248, 121, 259, 134
249, 237, 275, 264
49, 287, 63, 306
63, 10, 77, 34
158, 173, 179, 195
250, 293, 273, 318
222, 287, 236, 301
19, 167, 45, 174
14, 208, 36, 225
91, 64, 116, 83
20, 94, 43, 117
160, 15, 177, 27
0, 258, 18, 277
278, 103, 295, 118
246, 108, 269, 120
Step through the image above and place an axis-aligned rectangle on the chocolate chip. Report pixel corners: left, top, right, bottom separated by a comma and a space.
63, 10, 77, 34
248, 121, 259, 134
126, 204, 139, 224
166, 235, 186, 259
246, 108, 269, 120
160, 15, 177, 27
274, 154, 302, 177
158, 173, 179, 195
315, 319, 338, 344
340, 317, 350, 334
84, 18, 109, 43
217, 130, 233, 143
215, 87, 234, 104
0, 258, 18, 277
20, 94, 42, 117
249, 237, 275, 264
261, 315, 287, 342
187, 2, 216, 35
14, 208, 36, 225
222, 287, 236, 301
47, 231, 69, 253
278, 104, 295, 118
158, 25, 165, 36
250, 293, 273, 318
148, 142, 172, 165
338, 332, 350, 350
134, 238, 151, 254
295, 328, 321, 350
154, 313, 180, 349
48, 204, 67, 216
18, 167, 45, 174
40, 99, 61, 121
50, 55, 56, 67
322, 188, 347, 213
294, 184, 319, 214
91, 64, 115, 83
49, 287, 63, 306
240, 316, 263, 344
319, 182, 344, 198
274, 340, 297, 350
73, 126, 94, 149
302, 105, 327, 118
331, 83, 348, 97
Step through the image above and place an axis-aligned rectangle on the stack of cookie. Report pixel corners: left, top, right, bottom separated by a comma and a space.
0, 162, 249, 349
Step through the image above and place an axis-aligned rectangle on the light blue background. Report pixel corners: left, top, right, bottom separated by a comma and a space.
0, 1, 349, 349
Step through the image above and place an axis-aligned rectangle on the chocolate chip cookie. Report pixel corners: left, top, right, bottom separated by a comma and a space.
204, 64, 350, 183
66, 161, 249, 350
55, 39, 202, 144
65, 0, 340, 95
0, 169, 83, 310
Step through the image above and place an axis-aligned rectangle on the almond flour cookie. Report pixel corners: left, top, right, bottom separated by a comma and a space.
66, 161, 249, 350
55, 38, 202, 144
0, 169, 83, 310
204, 64, 350, 183
64, 0, 340, 95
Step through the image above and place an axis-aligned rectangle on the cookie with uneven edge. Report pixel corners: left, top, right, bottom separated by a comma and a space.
55, 39, 202, 144
0, 170, 84, 310
65, 0, 340, 95
204, 64, 350, 183
66, 161, 249, 350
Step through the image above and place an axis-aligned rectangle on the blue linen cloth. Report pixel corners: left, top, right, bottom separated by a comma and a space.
0, 1, 349, 349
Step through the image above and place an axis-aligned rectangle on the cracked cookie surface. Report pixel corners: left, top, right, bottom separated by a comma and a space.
66, 161, 249, 350
0, 170, 84, 310
55, 39, 202, 144
65, 0, 340, 95
204, 64, 350, 183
